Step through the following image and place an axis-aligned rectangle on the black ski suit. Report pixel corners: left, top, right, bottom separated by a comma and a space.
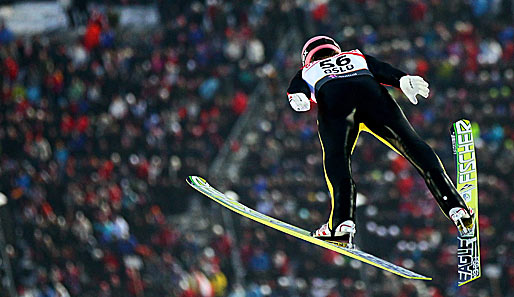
287, 52, 469, 231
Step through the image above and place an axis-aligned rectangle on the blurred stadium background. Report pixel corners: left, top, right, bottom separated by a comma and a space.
0, 0, 513, 296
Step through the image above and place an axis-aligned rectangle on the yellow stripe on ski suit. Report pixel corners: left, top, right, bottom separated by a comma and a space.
187, 176, 431, 280
318, 131, 335, 229
320, 122, 400, 230
352, 123, 401, 155
351, 123, 452, 221
320, 121, 453, 232
352, 123, 446, 169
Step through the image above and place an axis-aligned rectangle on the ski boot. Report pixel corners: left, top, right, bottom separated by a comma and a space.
311, 220, 356, 249
449, 206, 475, 236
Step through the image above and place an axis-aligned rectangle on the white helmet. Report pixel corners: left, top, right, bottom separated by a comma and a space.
301, 35, 342, 66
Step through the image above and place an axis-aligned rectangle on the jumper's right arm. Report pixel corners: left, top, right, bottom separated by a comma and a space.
286, 70, 312, 112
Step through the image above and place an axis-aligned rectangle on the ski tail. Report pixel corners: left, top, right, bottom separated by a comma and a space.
451, 119, 481, 286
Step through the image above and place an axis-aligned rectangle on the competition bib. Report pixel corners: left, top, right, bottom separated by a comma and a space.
302, 49, 373, 94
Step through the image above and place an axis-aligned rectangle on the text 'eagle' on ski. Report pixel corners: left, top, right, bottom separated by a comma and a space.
451, 119, 481, 286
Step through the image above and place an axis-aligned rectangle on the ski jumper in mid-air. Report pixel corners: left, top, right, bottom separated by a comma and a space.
287, 35, 474, 247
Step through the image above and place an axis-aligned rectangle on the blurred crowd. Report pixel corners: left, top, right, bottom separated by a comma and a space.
0, 1, 267, 296
0, 0, 513, 297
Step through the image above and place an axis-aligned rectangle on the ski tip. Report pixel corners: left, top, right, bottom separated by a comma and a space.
186, 176, 208, 187
185, 175, 197, 185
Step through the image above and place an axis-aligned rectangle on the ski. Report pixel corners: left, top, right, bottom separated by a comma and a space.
451, 119, 481, 286
186, 175, 432, 280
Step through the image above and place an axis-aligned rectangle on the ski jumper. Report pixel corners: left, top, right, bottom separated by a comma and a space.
287, 50, 469, 230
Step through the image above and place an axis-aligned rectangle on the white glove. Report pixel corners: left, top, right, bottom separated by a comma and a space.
288, 93, 311, 112
399, 75, 430, 105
